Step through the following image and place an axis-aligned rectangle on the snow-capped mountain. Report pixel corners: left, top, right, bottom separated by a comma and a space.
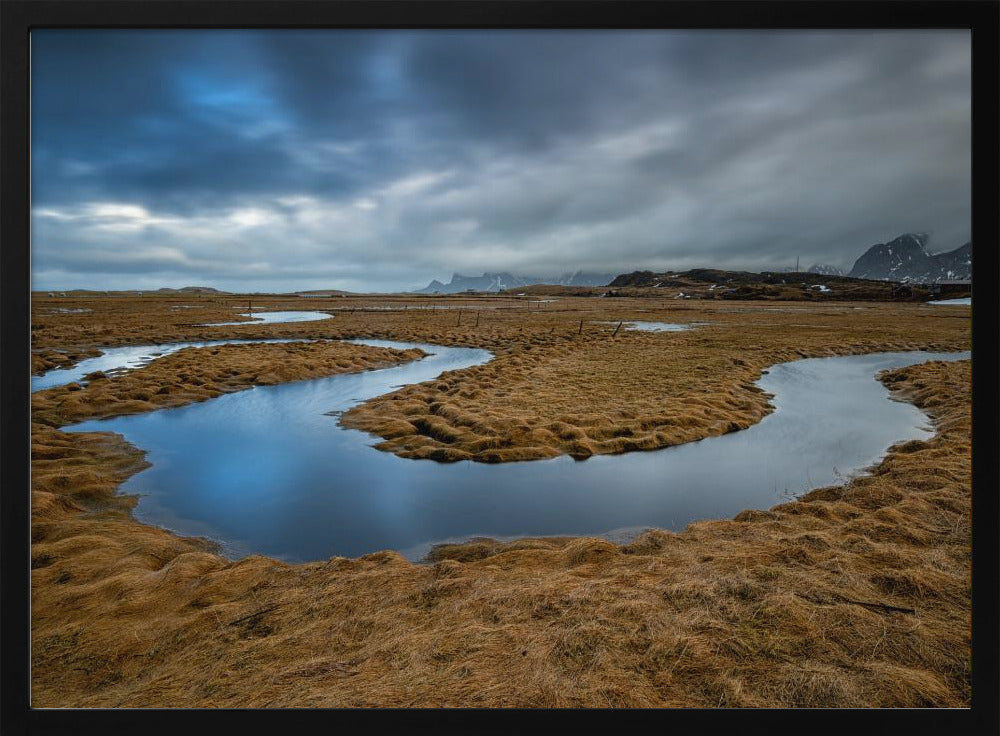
931, 242, 973, 281
848, 234, 971, 283
806, 264, 845, 277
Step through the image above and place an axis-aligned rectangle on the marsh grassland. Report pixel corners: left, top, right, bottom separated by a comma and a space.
30, 293, 971, 707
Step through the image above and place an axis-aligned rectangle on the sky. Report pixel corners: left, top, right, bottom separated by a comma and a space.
31, 30, 971, 293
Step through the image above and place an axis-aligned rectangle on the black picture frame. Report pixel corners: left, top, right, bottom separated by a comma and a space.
3, 2, 997, 734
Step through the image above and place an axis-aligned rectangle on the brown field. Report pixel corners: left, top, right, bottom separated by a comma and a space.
29, 293, 972, 706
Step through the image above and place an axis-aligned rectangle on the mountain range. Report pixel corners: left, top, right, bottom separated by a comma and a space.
410, 233, 970, 294
806, 264, 845, 276
847, 233, 971, 283
414, 271, 616, 293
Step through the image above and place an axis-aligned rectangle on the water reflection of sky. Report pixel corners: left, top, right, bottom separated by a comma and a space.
200, 310, 334, 326
623, 321, 692, 331
65, 345, 969, 563
596, 321, 695, 332
927, 297, 971, 306
31, 338, 317, 392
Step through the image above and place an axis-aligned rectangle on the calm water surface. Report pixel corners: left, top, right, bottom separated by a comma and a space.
597, 321, 696, 332
201, 310, 334, 326
31, 338, 320, 392
623, 321, 694, 332
64, 343, 969, 562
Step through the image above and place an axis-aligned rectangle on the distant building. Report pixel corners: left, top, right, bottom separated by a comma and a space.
927, 279, 972, 297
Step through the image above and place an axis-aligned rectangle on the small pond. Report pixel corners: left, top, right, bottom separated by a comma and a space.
927, 298, 971, 306
622, 321, 694, 332
201, 310, 334, 326
598, 321, 696, 332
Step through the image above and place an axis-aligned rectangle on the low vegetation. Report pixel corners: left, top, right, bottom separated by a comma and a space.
32, 341, 425, 427
601, 268, 938, 301
338, 302, 967, 463
28, 293, 972, 706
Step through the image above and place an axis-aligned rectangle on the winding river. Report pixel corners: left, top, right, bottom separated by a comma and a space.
60, 339, 970, 563
31, 338, 322, 392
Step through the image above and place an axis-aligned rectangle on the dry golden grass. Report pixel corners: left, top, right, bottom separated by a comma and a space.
337, 300, 968, 462
32, 340, 425, 428
29, 294, 971, 707
33, 294, 969, 462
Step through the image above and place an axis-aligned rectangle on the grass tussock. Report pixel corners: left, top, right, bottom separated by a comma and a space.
32, 341, 424, 427
29, 364, 971, 706
34, 295, 966, 464
29, 295, 970, 707
325, 300, 967, 463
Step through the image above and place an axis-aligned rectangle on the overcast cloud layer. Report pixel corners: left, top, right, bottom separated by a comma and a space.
31, 30, 971, 293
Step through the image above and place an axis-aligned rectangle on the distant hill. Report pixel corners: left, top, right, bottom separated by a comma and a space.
36, 286, 229, 296
154, 286, 226, 294
848, 234, 971, 283
414, 271, 614, 293
293, 289, 352, 297
603, 268, 931, 301
609, 268, 771, 288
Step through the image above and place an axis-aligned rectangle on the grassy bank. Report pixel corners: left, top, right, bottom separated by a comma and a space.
29, 295, 971, 706
32, 295, 970, 463
30, 358, 971, 706
32, 340, 425, 427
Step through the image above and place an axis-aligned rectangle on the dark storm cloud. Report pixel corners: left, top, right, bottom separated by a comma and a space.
31, 30, 970, 292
